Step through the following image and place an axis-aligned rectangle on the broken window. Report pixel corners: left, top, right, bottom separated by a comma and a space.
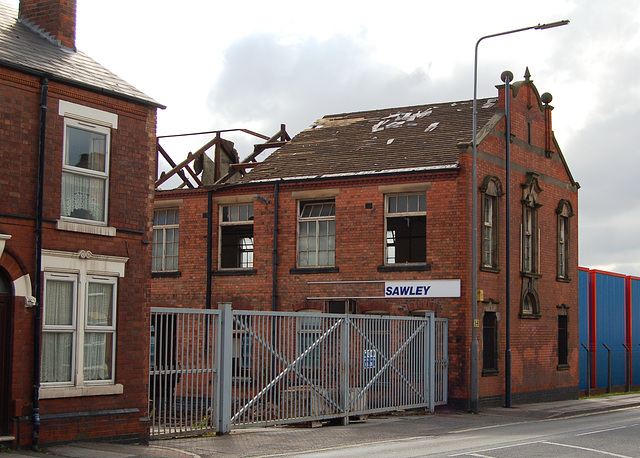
482, 311, 498, 373
152, 209, 179, 272
297, 200, 335, 267
220, 204, 254, 269
385, 194, 426, 264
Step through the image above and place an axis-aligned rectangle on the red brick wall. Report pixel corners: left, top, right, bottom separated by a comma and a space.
0, 67, 156, 445
19, 0, 76, 49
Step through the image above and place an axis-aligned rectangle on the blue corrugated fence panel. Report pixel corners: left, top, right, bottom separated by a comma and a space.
595, 272, 627, 388
631, 277, 640, 385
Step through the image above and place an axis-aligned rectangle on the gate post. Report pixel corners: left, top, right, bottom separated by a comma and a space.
426, 312, 436, 413
218, 303, 233, 434
340, 316, 350, 426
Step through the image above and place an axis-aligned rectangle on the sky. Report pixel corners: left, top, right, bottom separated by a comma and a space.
7, 0, 640, 276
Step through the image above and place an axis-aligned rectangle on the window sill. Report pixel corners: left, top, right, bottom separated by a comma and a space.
57, 219, 116, 237
290, 267, 339, 274
557, 364, 570, 371
212, 269, 257, 276
520, 271, 543, 279
377, 264, 431, 272
519, 313, 542, 319
482, 369, 499, 377
480, 265, 501, 274
152, 271, 181, 278
556, 276, 572, 283
40, 383, 123, 399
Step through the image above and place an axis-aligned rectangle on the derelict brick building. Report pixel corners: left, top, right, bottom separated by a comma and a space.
152, 71, 579, 408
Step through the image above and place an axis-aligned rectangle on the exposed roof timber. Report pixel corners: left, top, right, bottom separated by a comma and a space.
155, 125, 290, 190
213, 125, 291, 186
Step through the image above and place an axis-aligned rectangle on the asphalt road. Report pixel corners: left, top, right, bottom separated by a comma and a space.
286, 407, 640, 457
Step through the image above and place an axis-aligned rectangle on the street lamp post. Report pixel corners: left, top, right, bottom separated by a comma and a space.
470, 20, 569, 414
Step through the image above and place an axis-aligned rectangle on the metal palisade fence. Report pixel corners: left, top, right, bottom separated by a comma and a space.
149, 305, 448, 438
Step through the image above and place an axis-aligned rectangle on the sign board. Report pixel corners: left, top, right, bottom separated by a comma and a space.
384, 279, 461, 298
363, 349, 376, 369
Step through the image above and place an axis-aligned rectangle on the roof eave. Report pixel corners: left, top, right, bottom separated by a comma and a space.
0, 58, 165, 109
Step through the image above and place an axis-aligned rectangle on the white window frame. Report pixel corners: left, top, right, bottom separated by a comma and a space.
61, 119, 110, 224
297, 200, 335, 267
384, 193, 426, 265
219, 203, 254, 269
153, 208, 180, 272
57, 101, 118, 236
40, 249, 126, 399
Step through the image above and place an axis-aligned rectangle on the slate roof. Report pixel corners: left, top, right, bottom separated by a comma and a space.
237, 98, 501, 184
0, 1, 162, 107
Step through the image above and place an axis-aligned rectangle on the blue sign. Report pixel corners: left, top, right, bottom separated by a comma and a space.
363, 349, 376, 369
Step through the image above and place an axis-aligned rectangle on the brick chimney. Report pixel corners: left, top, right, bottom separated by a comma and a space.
19, 0, 77, 50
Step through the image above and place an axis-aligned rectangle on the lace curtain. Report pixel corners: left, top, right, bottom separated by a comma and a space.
61, 172, 105, 222
41, 280, 73, 383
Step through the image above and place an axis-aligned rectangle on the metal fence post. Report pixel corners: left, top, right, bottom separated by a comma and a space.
581, 343, 590, 397
427, 312, 436, 413
218, 302, 233, 434
602, 343, 611, 394
622, 344, 631, 392
341, 315, 350, 426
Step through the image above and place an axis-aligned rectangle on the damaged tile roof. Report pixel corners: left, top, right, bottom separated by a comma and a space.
237, 98, 501, 183
0, 2, 162, 107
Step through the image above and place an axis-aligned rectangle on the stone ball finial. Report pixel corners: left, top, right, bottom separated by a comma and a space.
501, 70, 514, 83
541, 92, 553, 104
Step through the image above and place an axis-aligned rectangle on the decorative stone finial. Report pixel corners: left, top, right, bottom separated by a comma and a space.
524, 67, 532, 82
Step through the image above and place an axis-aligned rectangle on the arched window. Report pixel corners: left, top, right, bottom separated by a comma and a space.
556, 200, 574, 281
479, 176, 503, 271
521, 173, 542, 274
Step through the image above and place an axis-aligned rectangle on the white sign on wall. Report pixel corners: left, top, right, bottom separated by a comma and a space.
384, 279, 461, 298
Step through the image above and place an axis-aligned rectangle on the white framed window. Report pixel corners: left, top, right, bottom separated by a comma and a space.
220, 204, 254, 269
58, 101, 118, 227
42, 272, 117, 386
153, 208, 179, 272
40, 249, 126, 398
385, 193, 426, 264
297, 200, 335, 267
61, 118, 110, 223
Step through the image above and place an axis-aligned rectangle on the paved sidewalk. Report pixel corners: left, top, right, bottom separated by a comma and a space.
7, 393, 640, 457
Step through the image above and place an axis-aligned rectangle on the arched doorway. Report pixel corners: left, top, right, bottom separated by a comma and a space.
0, 272, 11, 436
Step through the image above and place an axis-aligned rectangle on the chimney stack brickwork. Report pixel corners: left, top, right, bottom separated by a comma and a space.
19, 0, 76, 50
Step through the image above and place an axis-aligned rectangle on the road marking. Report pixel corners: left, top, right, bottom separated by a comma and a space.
576, 425, 627, 436
448, 440, 543, 456
542, 441, 632, 457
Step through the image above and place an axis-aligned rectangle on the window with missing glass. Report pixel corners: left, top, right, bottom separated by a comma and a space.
297, 200, 335, 267
220, 204, 254, 269
385, 194, 426, 264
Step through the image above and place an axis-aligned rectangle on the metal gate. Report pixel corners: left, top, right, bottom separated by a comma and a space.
149, 305, 448, 438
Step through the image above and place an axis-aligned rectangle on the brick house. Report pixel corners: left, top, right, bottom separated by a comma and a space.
0, 0, 162, 447
152, 71, 579, 408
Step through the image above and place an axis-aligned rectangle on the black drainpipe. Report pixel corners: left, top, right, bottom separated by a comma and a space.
32, 76, 48, 450
271, 182, 279, 311
206, 190, 213, 310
